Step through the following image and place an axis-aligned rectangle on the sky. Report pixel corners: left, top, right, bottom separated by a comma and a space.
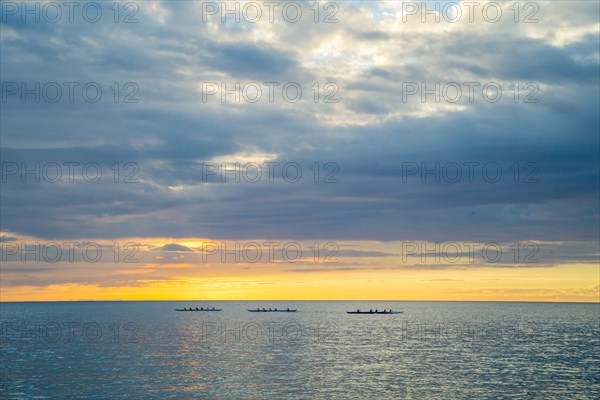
0, 0, 599, 302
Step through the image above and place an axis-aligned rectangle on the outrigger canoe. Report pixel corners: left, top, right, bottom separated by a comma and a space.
347, 311, 403, 314
247, 309, 297, 312
175, 308, 222, 311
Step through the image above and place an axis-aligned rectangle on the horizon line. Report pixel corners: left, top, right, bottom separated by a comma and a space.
1, 299, 598, 304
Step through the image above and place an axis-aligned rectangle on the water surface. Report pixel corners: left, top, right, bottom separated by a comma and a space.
1, 301, 598, 399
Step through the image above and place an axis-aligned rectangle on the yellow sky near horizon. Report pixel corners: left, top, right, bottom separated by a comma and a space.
2, 233, 598, 302
2, 262, 598, 303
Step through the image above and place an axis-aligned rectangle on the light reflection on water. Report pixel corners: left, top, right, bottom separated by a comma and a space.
1, 301, 598, 399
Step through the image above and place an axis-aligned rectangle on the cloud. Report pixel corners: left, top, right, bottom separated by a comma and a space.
205, 41, 298, 79
0, 1, 598, 247
152, 244, 196, 252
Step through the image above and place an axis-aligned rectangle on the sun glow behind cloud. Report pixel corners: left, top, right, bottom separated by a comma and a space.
1, 232, 598, 302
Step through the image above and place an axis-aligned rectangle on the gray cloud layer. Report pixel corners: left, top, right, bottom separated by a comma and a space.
1, 1, 598, 246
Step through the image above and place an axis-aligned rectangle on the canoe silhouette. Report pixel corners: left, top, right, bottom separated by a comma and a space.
347, 311, 403, 314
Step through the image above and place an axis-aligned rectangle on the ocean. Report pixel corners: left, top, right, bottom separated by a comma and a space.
1, 301, 598, 399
